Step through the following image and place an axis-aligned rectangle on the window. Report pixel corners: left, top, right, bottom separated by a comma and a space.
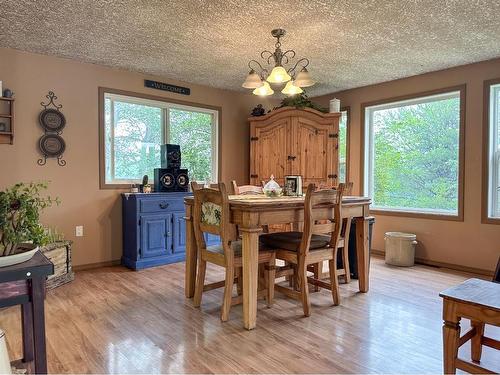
485, 81, 500, 220
338, 108, 349, 183
101, 90, 219, 187
363, 87, 464, 218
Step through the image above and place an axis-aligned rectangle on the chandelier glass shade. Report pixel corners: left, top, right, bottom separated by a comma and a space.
253, 81, 274, 96
242, 28, 315, 96
281, 80, 303, 95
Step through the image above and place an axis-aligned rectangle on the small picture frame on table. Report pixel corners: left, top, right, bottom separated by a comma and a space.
284, 175, 303, 196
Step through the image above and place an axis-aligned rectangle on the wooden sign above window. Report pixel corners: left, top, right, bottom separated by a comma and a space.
144, 80, 190, 96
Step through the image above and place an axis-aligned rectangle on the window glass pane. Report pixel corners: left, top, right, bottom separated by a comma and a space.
104, 97, 112, 183
367, 92, 460, 214
338, 110, 348, 183
490, 85, 500, 218
169, 108, 214, 182
106, 99, 162, 183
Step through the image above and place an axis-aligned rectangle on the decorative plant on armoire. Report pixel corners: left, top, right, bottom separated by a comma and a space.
276, 92, 328, 113
0, 182, 59, 267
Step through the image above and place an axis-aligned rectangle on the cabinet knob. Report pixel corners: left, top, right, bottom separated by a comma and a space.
166, 232, 171, 237
328, 174, 338, 179
159, 202, 169, 209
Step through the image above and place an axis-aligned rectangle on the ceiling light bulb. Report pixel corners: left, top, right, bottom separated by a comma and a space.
242, 70, 264, 89
266, 66, 291, 84
294, 67, 315, 87
253, 81, 274, 96
281, 80, 303, 96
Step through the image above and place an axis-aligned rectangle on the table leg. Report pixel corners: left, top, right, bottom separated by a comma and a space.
31, 277, 48, 374
443, 301, 460, 375
240, 226, 262, 330
355, 217, 370, 292
21, 303, 34, 363
184, 205, 197, 298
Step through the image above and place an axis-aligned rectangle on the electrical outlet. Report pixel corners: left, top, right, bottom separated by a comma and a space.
75, 226, 84, 237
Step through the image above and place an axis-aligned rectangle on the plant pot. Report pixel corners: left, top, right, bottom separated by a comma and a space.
0, 243, 39, 268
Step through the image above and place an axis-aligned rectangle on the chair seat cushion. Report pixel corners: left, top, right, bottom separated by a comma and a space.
207, 240, 272, 257
259, 231, 331, 252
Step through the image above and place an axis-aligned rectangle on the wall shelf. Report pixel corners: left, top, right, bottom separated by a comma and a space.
0, 97, 14, 144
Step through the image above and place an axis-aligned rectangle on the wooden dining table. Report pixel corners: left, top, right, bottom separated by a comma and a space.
184, 194, 372, 330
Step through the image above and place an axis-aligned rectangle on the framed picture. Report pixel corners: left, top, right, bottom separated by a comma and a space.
284, 175, 303, 196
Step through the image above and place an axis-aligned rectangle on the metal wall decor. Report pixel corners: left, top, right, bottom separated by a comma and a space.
38, 91, 66, 166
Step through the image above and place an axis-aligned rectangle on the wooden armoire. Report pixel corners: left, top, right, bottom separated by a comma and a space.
249, 107, 340, 187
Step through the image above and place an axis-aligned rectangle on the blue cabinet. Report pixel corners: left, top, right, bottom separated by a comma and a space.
122, 193, 190, 270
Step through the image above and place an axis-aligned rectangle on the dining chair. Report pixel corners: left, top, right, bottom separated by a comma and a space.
191, 181, 219, 190
231, 180, 264, 195
259, 183, 346, 316
311, 182, 354, 285
192, 182, 276, 321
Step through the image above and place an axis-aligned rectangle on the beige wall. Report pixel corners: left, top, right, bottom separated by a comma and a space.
0, 48, 276, 267
314, 58, 500, 272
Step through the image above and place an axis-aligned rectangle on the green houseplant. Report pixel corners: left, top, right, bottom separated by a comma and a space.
0, 182, 59, 266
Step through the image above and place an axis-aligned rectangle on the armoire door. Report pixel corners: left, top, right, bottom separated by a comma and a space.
290, 116, 338, 187
250, 118, 291, 186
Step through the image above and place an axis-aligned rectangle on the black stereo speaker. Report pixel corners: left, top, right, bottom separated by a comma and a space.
154, 168, 189, 192
161, 144, 181, 169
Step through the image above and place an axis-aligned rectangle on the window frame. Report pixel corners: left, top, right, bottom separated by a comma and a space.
99, 87, 221, 189
482, 78, 500, 224
360, 85, 466, 221
339, 106, 351, 184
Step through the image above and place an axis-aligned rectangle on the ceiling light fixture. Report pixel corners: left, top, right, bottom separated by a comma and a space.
242, 28, 315, 96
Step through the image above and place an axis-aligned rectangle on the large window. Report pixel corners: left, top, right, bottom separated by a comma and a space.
485, 80, 500, 221
338, 108, 349, 183
363, 88, 464, 218
101, 91, 218, 187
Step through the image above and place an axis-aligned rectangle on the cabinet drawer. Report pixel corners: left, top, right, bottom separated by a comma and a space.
139, 198, 184, 213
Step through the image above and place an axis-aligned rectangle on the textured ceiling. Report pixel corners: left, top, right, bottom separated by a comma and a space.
1, 0, 500, 96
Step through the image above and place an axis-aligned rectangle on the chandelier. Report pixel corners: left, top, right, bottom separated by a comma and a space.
242, 28, 315, 96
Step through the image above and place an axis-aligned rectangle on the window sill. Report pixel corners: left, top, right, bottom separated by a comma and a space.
369, 208, 463, 222
481, 216, 500, 225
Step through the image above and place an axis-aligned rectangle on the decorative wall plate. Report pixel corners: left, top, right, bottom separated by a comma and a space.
39, 134, 66, 157
39, 108, 66, 132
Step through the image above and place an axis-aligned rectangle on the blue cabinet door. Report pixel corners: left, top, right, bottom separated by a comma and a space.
140, 214, 172, 258
172, 212, 186, 254
205, 233, 220, 246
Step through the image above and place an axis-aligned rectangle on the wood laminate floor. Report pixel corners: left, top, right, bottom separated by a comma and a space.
0, 257, 498, 374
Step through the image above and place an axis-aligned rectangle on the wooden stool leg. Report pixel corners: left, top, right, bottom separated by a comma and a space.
442, 301, 460, 375
236, 267, 243, 296
329, 258, 340, 306
342, 247, 351, 284
220, 265, 235, 322
265, 260, 276, 308
470, 320, 485, 363
193, 259, 206, 307
21, 303, 34, 363
312, 263, 320, 292
298, 260, 310, 317
31, 277, 48, 374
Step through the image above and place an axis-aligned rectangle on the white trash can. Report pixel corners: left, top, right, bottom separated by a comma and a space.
0, 329, 11, 375
384, 232, 417, 267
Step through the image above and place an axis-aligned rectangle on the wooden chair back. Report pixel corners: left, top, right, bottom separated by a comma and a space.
317, 181, 353, 195
191, 181, 219, 191
299, 183, 345, 256
192, 183, 237, 260
231, 181, 263, 195
494, 256, 500, 283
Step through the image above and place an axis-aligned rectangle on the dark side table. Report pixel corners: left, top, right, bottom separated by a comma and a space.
0, 251, 54, 374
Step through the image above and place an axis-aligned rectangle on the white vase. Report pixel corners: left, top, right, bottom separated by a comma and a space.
0, 329, 11, 375
329, 98, 340, 113
0, 245, 39, 268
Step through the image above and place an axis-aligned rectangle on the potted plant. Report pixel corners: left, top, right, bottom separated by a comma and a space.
0, 182, 59, 267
